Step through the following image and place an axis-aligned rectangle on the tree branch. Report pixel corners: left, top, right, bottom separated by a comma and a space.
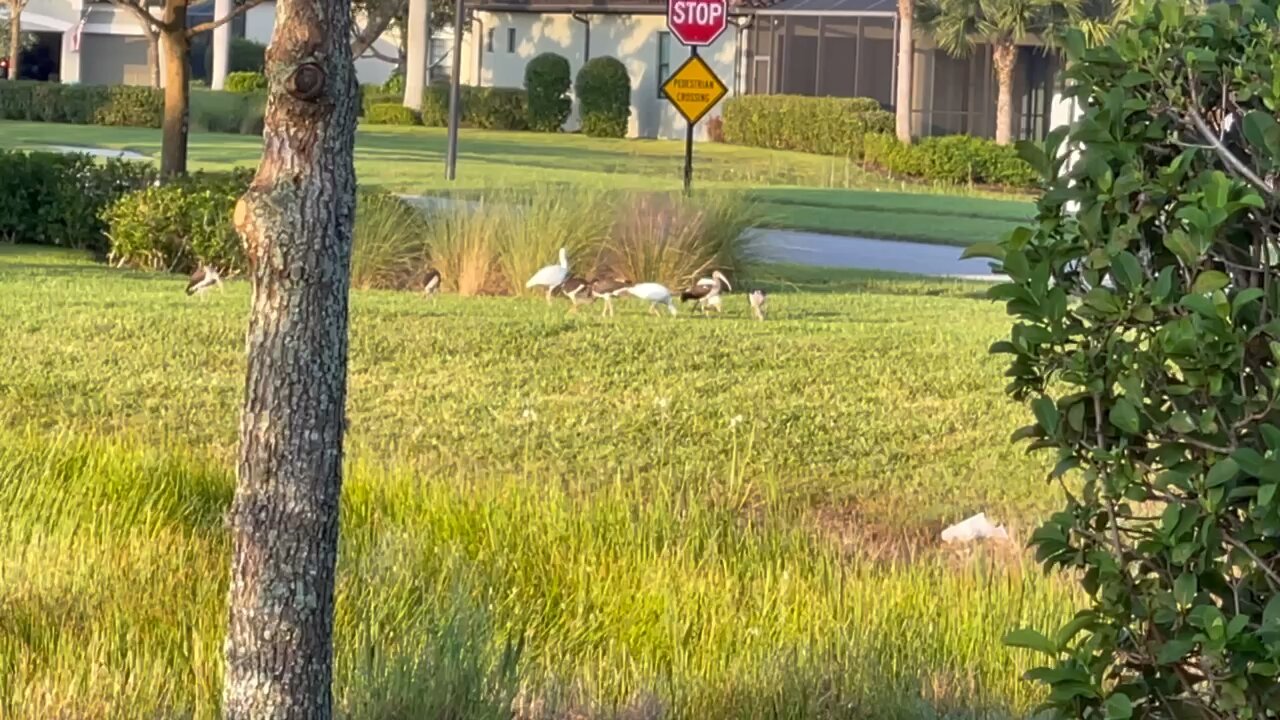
352, 1, 403, 57
188, 0, 268, 37
109, 0, 170, 34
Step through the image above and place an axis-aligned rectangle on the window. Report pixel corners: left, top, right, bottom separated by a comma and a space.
486, 28, 494, 53
507, 27, 516, 53
657, 31, 671, 98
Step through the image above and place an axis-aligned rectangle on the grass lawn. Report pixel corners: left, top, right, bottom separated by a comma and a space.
0, 121, 1034, 247
0, 246, 1076, 719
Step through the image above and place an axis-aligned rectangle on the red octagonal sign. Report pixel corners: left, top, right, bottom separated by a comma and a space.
667, 0, 728, 46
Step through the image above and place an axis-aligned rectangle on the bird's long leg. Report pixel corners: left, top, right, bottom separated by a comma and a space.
649, 303, 658, 316
545, 287, 554, 305
601, 297, 611, 317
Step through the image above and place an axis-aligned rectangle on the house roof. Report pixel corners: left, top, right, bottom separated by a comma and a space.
754, 0, 895, 14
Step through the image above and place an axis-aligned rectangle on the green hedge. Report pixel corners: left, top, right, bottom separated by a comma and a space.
364, 84, 528, 130
0, 150, 157, 250
365, 103, 420, 126
575, 57, 631, 138
229, 39, 266, 73
863, 134, 1037, 189
524, 52, 572, 132
224, 71, 267, 93
720, 95, 893, 160
0, 81, 264, 135
102, 168, 254, 273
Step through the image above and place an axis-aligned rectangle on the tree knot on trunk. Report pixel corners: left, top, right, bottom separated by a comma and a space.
286, 63, 327, 102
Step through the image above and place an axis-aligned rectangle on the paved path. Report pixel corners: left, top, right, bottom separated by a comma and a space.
405, 193, 1002, 280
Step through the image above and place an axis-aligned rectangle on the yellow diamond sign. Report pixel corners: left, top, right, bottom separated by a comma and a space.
661, 54, 728, 125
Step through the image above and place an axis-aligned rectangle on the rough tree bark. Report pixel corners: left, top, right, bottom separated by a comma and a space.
159, 1, 190, 179
221, 0, 358, 713
894, 0, 913, 143
402, 0, 427, 108
992, 40, 1017, 146
6, 0, 26, 81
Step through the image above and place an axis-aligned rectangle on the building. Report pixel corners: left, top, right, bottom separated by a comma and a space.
3, 0, 430, 87
459, 0, 1078, 140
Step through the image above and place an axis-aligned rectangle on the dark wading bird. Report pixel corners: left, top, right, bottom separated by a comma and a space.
422, 268, 442, 300
558, 275, 594, 314
681, 270, 732, 315
590, 277, 630, 317
186, 265, 223, 297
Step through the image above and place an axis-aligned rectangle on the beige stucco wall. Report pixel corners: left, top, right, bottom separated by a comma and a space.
461, 11, 741, 140
79, 33, 152, 85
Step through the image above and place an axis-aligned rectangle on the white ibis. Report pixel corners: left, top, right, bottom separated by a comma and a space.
186, 265, 222, 297
680, 270, 732, 315
749, 289, 767, 321
558, 275, 594, 313
590, 277, 630, 317
422, 268, 441, 300
525, 247, 570, 303
626, 282, 678, 317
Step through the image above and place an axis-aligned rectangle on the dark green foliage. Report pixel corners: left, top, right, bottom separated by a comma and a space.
364, 84, 528, 130
981, 2, 1280, 716
382, 71, 405, 96
102, 168, 254, 273
0, 151, 157, 250
365, 103, 421, 126
0, 81, 261, 134
720, 95, 893, 160
524, 52, 572, 132
228, 39, 266, 73
575, 57, 630, 138
223, 71, 267, 93
864, 133, 1037, 188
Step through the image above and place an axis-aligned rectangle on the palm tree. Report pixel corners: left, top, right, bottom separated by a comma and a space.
895, 0, 914, 142
915, 0, 1081, 145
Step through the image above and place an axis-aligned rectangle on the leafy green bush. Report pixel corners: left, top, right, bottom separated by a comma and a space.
980, 2, 1280, 717
575, 57, 630, 138
524, 52, 572, 132
0, 150, 157, 249
229, 38, 266, 73
465, 87, 527, 130
102, 169, 254, 273
720, 95, 892, 160
365, 103, 420, 126
224, 71, 267, 93
0, 81, 263, 133
382, 71, 405, 96
863, 133, 1037, 188
190, 89, 265, 135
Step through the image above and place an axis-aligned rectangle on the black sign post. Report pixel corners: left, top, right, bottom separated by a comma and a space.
682, 46, 698, 196
445, 0, 465, 180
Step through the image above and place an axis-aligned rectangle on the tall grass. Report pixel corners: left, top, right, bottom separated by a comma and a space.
0, 433, 1079, 720
350, 191, 430, 290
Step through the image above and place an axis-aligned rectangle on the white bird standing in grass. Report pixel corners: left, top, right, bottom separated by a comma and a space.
749, 289, 767, 321
422, 267, 442, 300
525, 247, 570, 303
626, 282, 678, 317
186, 265, 222, 297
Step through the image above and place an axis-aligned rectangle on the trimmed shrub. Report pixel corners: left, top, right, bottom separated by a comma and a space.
0, 81, 264, 134
465, 87, 527, 130
382, 71, 405, 95
229, 38, 266, 73
190, 89, 266, 135
575, 57, 630, 138
365, 103, 421, 126
102, 168, 254, 273
0, 150, 156, 249
524, 52, 572, 132
720, 95, 892, 160
863, 133, 1037, 188
224, 71, 267, 93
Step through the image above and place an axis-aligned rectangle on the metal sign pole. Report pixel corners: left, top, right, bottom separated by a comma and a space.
683, 46, 697, 196
445, 0, 465, 181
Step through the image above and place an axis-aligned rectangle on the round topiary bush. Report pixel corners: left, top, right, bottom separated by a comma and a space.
574, 56, 630, 139
524, 52, 571, 133
224, 71, 267, 93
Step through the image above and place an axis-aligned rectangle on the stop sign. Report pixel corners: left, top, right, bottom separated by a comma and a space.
667, 0, 728, 46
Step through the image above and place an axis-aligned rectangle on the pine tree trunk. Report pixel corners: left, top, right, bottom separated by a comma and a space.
221, 0, 358, 712
992, 40, 1017, 146
7, 4, 21, 81
894, 0, 912, 143
403, 0, 428, 108
159, 15, 190, 178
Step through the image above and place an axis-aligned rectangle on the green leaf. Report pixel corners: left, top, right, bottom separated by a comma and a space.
1205, 458, 1238, 488
1112, 251, 1143, 290
1157, 638, 1196, 664
1055, 612, 1096, 649
1153, 266, 1175, 303
1243, 110, 1280, 155
1174, 572, 1197, 607
1033, 397, 1060, 435
1191, 270, 1230, 294
1259, 483, 1277, 508
961, 242, 1005, 261
1164, 230, 1202, 265
1105, 693, 1133, 720
1168, 411, 1196, 434
1109, 399, 1141, 435
1233, 288, 1265, 315
1003, 628, 1058, 657
1263, 594, 1280, 627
